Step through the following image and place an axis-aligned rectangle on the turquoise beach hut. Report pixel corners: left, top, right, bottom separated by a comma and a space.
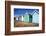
23, 12, 32, 23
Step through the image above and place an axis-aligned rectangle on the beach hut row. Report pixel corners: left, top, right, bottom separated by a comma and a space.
14, 10, 39, 23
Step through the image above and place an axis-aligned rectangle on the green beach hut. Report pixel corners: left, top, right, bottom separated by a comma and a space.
23, 12, 32, 23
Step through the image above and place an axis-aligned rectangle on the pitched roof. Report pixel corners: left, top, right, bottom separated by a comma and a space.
29, 10, 39, 15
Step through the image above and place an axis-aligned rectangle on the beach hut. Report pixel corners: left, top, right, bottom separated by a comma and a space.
32, 10, 39, 23
23, 12, 32, 23
15, 16, 19, 21
18, 16, 23, 21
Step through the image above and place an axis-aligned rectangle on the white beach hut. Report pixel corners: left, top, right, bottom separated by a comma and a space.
15, 16, 19, 21
18, 16, 23, 21
32, 10, 39, 23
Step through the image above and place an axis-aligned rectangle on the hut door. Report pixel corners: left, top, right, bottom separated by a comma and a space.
29, 15, 32, 23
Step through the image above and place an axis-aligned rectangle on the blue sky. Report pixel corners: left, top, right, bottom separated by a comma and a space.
14, 8, 39, 16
